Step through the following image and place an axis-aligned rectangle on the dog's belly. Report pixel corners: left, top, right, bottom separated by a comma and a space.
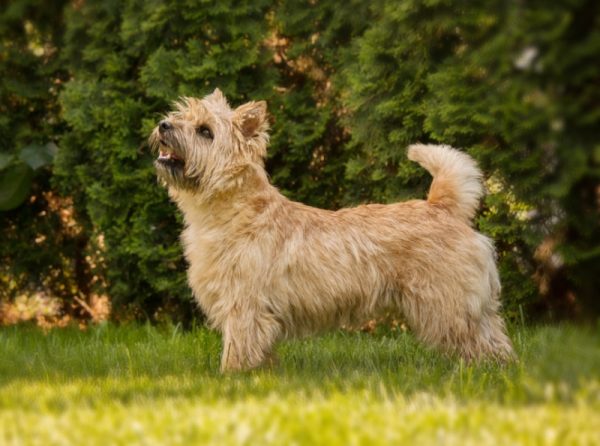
270, 274, 397, 336
265, 230, 402, 335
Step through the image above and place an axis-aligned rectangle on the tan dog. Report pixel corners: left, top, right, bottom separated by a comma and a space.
150, 89, 514, 372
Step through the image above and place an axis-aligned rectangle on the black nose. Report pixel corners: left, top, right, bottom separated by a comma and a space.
159, 120, 172, 133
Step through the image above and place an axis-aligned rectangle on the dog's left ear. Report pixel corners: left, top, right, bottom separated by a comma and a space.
206, 88, 229, 108
233, 101, 269, 138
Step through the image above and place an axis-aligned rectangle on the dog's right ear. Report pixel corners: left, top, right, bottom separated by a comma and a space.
233, 101, 269, 138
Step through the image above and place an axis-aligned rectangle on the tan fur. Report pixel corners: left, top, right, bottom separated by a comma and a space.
149, 89, 515, 372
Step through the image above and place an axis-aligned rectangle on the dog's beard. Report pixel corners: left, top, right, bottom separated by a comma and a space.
155, 157, 188, 188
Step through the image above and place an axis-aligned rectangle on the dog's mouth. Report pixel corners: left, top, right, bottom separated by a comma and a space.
152, 132, 198, 190
156, 142, 185, 168
158, 149, 183, 163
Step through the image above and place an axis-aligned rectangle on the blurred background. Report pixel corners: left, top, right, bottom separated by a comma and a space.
1, 0, 598, 328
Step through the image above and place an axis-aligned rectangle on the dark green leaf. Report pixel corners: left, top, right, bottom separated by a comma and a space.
0, 163, 34, 211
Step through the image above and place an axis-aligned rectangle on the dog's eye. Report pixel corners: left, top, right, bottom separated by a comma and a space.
196, 125, 213, 140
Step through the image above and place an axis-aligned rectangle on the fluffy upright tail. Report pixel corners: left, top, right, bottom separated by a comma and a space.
407, 144, 484, 223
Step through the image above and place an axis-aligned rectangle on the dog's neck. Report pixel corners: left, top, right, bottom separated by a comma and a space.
169, 164, 284, 231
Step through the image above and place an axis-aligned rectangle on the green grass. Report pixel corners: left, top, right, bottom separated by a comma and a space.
1, 323, 599, 445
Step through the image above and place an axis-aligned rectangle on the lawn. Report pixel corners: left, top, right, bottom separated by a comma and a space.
0, 323, 599, 445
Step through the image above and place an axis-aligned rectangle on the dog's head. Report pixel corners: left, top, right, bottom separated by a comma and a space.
149, 89, 269, 195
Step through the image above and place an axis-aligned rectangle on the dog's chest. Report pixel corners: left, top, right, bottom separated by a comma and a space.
180, 219, 272, 312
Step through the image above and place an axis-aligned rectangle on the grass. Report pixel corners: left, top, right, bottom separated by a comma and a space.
1, 323, 599, 445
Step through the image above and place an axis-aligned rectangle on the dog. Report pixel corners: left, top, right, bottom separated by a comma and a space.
150, 88, 514, 372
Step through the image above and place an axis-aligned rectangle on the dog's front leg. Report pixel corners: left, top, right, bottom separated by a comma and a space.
220, 310, 280, 373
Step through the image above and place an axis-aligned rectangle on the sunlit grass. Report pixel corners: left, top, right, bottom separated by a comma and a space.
1, 323, 599, 445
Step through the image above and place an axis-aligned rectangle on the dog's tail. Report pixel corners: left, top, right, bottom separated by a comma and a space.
407, 144, 483, 223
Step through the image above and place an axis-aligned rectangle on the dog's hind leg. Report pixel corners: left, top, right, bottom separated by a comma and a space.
400, 280, 514, 362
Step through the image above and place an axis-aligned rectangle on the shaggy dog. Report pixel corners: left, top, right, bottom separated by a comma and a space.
150, 89, 514, 372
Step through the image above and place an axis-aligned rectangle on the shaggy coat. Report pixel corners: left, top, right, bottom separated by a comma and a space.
150, 89, 514, 372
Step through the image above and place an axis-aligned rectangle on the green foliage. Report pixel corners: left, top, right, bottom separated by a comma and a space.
2, 0, 598, 321
270, 0, 371, 207
0, 0, 90, 304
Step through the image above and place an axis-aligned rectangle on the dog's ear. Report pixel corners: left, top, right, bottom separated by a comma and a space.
233, 100, 269, 138
205, 88, 229, 108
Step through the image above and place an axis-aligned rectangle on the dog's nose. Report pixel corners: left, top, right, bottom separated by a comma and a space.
159, 120, 173, 133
